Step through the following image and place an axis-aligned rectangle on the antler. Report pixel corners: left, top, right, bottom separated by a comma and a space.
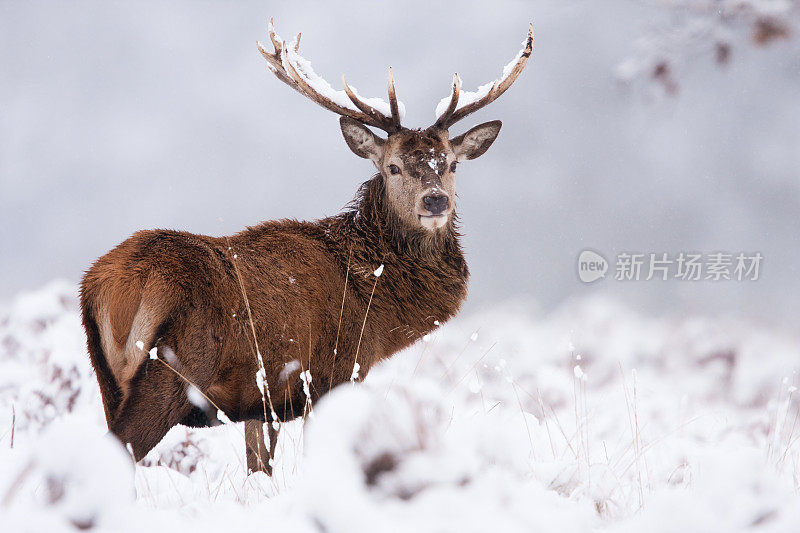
434, 24, 534, 129
257, 19, 404, 133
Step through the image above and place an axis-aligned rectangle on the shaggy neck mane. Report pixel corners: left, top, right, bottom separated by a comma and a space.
334, 174, 462, 257
316, 174, 469, 358
320, 174, 468, 305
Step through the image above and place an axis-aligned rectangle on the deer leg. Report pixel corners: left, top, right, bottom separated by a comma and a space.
245, 420, 267, 474
245, 420, 279, 475
266, 420, 278, 476
111, 358, 193, 462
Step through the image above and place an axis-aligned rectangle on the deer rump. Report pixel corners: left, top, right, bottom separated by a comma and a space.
80, 225, 365, 462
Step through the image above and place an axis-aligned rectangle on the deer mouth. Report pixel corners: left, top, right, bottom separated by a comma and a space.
418, 213, 449, 230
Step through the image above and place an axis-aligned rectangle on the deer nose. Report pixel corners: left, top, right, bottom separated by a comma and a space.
423, 194, 449, 215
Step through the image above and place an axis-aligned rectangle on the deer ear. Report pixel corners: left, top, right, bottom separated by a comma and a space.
451, 120, 502, 161
340, 117, 385, 160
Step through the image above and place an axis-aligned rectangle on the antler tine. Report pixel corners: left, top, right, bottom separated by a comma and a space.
435, 73, 462, 129
436, 23, 534, 129
259, 19, 402, 133
268, 18, 282, 53
279, 47, 384, 129
341, 74, 396, 130
258, 22, 292, 86
387, 67, 402, 131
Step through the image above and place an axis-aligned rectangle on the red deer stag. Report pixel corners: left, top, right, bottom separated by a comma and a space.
80, 20, 533, 475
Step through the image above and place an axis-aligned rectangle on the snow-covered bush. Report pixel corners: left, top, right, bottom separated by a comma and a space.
1, 283, 799, 531
0, 415, 134, 530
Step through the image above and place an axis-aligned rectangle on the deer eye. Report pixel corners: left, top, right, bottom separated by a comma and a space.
450, 161, 458, 173
388, 164, 401, 175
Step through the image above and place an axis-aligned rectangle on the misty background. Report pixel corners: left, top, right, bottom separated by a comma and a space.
1, 1, 798, 328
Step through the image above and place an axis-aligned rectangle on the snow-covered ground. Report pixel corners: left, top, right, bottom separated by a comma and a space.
1, 280, 799, 531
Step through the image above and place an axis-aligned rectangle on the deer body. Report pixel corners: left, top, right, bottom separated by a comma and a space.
81, 175, 467, 463
81, 20, 532, 473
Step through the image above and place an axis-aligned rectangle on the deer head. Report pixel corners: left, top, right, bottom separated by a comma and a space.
258, 20, 533, 232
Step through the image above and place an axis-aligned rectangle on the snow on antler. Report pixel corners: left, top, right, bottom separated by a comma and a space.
259, 19, 405, 131
434, 24, 534, 128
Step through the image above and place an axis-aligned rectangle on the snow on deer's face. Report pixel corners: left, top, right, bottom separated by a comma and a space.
381, 128, 457, 231
339, 119, 502, 233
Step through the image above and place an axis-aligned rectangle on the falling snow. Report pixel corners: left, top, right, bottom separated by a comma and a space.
280, 360, 301, 382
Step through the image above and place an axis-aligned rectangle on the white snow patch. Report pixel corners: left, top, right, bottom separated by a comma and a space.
283, 45, 406, 120
434, 39, 527, 120
187, 385, 207, 409
300, 370, 312, 399
161, 345, 178, 365
256, 367, 266, 394
280, 360, 301, 382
